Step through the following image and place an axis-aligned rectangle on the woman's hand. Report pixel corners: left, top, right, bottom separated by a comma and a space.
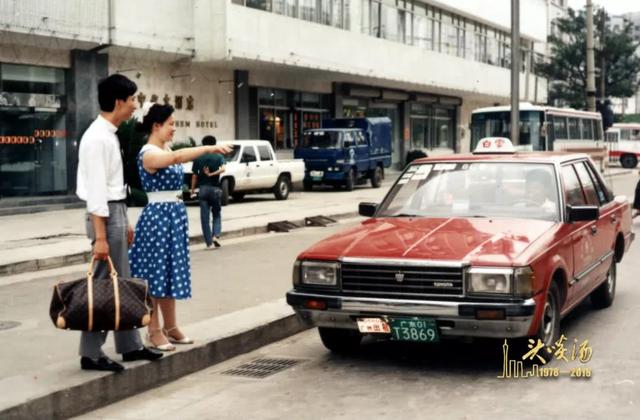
208, 145, 233, 155
203, 166, 212, 176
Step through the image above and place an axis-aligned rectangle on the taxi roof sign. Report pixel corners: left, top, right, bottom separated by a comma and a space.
473, 137, 516, 154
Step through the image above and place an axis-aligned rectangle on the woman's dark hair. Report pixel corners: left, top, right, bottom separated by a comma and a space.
98, 74, 137, 112
136, 104, 174, 134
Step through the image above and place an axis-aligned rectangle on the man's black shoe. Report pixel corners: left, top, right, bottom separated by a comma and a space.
122, 346, 163, 362
81, 356, 125, 372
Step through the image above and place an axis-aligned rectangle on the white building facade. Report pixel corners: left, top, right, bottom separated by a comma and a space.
0, 0, 550, 203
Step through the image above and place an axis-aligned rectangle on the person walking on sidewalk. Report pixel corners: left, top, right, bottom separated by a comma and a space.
191, 135, 226, 249
129, 104, 231, 351
76, 74, 163, 372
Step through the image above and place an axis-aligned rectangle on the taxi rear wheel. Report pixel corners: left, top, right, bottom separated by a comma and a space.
318, 327, 362, 353
536, 282, 561, 348
591, 259, 616, 309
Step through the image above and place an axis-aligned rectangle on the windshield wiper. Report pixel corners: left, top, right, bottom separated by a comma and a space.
391, 213, 419, 217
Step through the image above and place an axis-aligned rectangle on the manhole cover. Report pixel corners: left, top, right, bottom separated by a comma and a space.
221, 358, 302, 379
0, 321, 20, 331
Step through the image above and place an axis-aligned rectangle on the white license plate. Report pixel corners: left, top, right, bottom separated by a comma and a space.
356, 317, 391, 334
310, 171, 324, 177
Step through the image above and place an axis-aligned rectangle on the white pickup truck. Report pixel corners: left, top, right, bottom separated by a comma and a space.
184, 140, 305, 205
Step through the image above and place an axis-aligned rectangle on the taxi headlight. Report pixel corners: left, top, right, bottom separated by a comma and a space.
467, 268, 513, 294
301, 261, 340, 286
467, 266, 535, 296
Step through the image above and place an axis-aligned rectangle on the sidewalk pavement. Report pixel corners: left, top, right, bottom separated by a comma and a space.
0, 176, 398, 278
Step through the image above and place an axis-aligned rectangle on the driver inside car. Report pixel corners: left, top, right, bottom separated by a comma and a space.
520, 169, 557, 213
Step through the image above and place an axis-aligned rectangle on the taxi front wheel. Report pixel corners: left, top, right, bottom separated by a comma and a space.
318, 327, 362, 353
535, 282, 561, 348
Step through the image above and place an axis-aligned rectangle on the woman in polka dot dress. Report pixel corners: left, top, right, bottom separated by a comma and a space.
129, 103, 231, 351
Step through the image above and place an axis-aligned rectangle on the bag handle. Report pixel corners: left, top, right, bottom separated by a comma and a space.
87, 256, 119, 280
85, 256, 120, 331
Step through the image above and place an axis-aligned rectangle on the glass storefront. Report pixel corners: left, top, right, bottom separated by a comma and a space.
257, 88, 330, 150
0, 63, 68, 198
410, 103, 456, 151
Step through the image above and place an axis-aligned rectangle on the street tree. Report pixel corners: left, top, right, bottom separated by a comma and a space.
538, 7, 640, 109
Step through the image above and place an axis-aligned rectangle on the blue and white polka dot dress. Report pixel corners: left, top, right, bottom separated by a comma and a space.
129, 144, 191, 300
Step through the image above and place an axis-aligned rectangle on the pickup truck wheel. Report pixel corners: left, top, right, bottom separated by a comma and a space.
370, 166, 383, 188
345, 169, 356, 191
220, 179, 230, 206
318, 327, 362, 353
535, 281, 561, 348
591, 259, 616, 309
620, 154, 638, 169
274, 175, 290, 200
232, 192, 245, 202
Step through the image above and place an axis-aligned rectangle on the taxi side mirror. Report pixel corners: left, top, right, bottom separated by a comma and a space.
359, 202, 378, 217
567, 205, 599, 222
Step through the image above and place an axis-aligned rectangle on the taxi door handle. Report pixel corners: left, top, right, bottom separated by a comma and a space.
591, 225, 598, 235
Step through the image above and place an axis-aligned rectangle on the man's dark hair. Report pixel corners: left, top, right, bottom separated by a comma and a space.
202, 135, 217, 146
98, 74, 137, 112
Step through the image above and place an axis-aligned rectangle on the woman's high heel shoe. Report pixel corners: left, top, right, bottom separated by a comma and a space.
163, 326, 194, 345
146, 328, 176, 351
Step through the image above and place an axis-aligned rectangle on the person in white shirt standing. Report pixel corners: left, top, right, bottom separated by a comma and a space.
76, 74, 162, 371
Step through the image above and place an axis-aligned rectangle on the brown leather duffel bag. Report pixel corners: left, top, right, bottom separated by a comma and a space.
50, 257, 152, 331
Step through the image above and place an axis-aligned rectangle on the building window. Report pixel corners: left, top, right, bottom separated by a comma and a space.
246, 0, 272, 11
299, 0, 317, 22
0, 63, 68, 198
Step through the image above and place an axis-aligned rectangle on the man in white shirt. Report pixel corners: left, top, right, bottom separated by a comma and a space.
76, 74, 162, 371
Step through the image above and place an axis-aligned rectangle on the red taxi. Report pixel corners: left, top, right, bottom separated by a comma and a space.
286, 138, 634, 352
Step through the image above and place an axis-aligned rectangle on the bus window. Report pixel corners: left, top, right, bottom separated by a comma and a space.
580, 119, 594, 140
553, 116, 568, 140
621, 129, 631, 140
568, 118, 580, 140
632, 129, 640, 140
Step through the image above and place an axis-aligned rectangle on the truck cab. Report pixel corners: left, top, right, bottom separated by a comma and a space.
295, 117, 392, 191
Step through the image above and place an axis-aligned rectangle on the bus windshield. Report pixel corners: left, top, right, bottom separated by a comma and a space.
471, 111, 545, 151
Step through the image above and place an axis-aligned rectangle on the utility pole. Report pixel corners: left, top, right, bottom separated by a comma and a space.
510, 0, 520, 145
586, 0, 596, 111
599, 13, 606, 102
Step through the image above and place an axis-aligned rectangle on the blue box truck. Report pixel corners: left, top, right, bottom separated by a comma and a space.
294, 117, 392, 191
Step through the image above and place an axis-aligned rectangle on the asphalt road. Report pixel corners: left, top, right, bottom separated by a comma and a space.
76, 172, 640, 420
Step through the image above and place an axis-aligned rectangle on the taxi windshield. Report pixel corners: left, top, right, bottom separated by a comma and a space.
377, 162, 560, 222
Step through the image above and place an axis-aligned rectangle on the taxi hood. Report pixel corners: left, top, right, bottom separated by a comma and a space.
299, 217, 558, 266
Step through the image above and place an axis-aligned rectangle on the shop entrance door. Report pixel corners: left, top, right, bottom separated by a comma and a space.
259, 108, 291, 151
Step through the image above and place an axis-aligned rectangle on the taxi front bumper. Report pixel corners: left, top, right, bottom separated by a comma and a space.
286, 291, 537, 338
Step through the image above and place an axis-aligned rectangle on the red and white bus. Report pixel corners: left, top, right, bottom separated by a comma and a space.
606, 123, 640, 168
471, 103, 604, 152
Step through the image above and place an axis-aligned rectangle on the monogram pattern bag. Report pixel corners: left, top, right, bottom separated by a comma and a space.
49, 257, 152, 331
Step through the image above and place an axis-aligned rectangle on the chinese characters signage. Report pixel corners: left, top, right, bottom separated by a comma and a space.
498, 336, 593, 379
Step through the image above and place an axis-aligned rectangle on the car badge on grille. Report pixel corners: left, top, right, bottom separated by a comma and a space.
433, 282, 454, 288
395, 272, 405, 283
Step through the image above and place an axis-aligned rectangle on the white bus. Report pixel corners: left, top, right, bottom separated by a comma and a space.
471, 103, 604, 153
606, 123, 640, 168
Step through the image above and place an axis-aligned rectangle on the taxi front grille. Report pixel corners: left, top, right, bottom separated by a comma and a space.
340, 263, 464, 299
